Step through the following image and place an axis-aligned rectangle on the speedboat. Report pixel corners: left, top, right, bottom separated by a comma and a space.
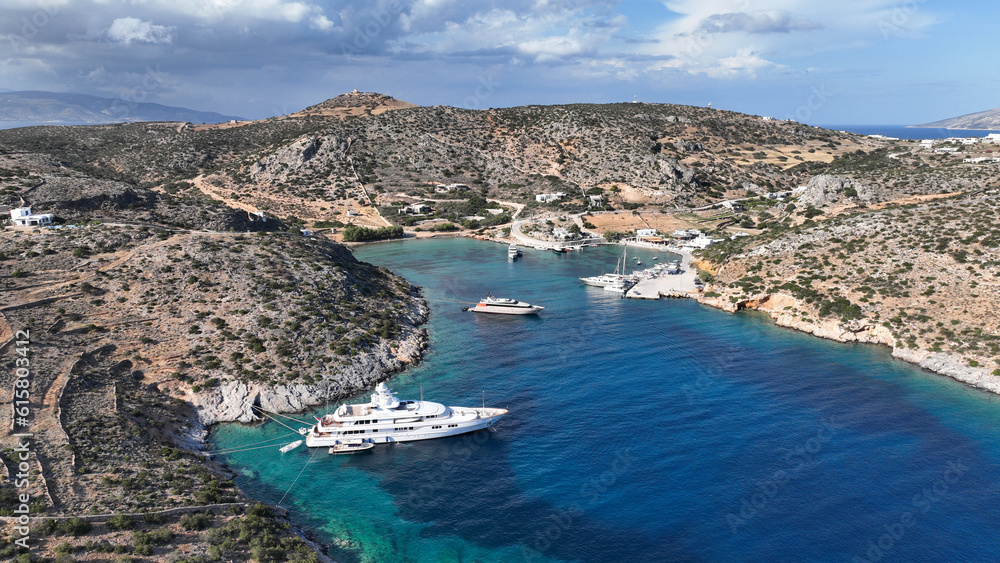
303, 382, 507, 446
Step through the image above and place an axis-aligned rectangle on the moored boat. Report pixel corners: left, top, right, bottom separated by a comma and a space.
329, 440, 375, 454
279, 440, 303, 453
303, 383, 507, 447
507, 243, 521, 260
580, 244, 634, 287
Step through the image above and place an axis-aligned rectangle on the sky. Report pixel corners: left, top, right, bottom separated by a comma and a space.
1, 0, 997, 125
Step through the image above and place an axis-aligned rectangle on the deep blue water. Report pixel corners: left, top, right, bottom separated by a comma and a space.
821, 124, 1000, 140
210, 238, 1000, 562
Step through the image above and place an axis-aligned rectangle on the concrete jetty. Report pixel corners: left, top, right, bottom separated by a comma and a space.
626, 248, 700, 299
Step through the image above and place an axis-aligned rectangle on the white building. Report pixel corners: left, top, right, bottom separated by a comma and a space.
434, 183, 470, 193
400, 203, 431, 214
672, 229, 702, 240
636, 228, 658, 237
985, 133, 1000, 144
552, 227, 572, 240
683, 236, 716, 250
535, 192, 567, 203
587, 195, 604, 207
9, 206, 54, 227
919, 139, 935, 149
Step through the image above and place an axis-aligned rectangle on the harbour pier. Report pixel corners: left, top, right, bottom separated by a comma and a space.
625, 248, 700, 299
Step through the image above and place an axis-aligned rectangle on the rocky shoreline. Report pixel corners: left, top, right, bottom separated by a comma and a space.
189, 304, 429, 429
696, 291, 1000, 395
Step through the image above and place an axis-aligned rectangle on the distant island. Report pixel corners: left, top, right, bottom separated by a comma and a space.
0, 90, 243, 126
915, 106, 1000, 130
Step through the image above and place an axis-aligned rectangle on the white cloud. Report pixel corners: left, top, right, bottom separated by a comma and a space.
311, 14, 334, 31
106, 17, 175, 45
640, 0, 941, 79
703, 48, 783, 79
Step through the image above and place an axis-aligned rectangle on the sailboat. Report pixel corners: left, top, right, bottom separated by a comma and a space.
579, 244, 633, 288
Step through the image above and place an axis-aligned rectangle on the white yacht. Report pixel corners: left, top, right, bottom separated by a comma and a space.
468, 294, 544, 315
507, 243, 521, 260
303, 383, 507, 447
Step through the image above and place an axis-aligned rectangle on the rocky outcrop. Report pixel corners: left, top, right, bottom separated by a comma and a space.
191, 317, 428, 426
797, 174, 876, 206
249, 134, 350, 182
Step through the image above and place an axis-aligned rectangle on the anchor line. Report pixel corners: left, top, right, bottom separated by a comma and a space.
277, 445, 321, 509
252, 405, 309, 435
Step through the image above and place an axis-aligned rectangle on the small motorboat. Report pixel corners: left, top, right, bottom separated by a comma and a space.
329, 440, 375, 455
280, 440, 303, 453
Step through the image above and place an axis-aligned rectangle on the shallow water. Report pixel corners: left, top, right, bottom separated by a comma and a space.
210, 238, 1000, 562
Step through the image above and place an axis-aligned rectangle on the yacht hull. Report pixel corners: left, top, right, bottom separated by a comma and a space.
305, 410, 506, 447
471, 304, 543, 315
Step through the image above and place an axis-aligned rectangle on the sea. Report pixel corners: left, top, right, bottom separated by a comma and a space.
821, 124, 1000, 140
209, 238, 1000, 563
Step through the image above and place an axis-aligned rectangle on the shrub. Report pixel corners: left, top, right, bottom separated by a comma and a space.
57, 517, 92, 536
180, 512, 212, 531
106, 514, 134, 531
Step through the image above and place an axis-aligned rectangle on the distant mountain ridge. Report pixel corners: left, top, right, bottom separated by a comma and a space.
915, 106, 1000, 130
0, 90, 243, 126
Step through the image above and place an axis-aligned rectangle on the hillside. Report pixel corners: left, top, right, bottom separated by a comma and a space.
693, 144, 1000, 391
0, 91, 243, 126
0, 136, 425, 559
0, 92, 878, 225
916, 106, 1000, 130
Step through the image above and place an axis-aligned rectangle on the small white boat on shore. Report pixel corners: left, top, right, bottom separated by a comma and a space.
279, 440, 303, 453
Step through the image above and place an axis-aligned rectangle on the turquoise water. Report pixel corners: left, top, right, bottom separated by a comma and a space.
210, 238, 1000, 562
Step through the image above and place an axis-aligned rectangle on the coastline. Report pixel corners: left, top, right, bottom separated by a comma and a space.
286, 229, 1000, 400
693, 290, 1000, 396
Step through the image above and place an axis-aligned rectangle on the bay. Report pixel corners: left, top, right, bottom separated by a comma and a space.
210, 237, 1000, 562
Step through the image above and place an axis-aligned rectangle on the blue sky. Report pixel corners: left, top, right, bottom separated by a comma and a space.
1, 0, 997, 124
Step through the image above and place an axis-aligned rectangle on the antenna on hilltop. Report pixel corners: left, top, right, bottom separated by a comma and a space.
707, 101, 712, 109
